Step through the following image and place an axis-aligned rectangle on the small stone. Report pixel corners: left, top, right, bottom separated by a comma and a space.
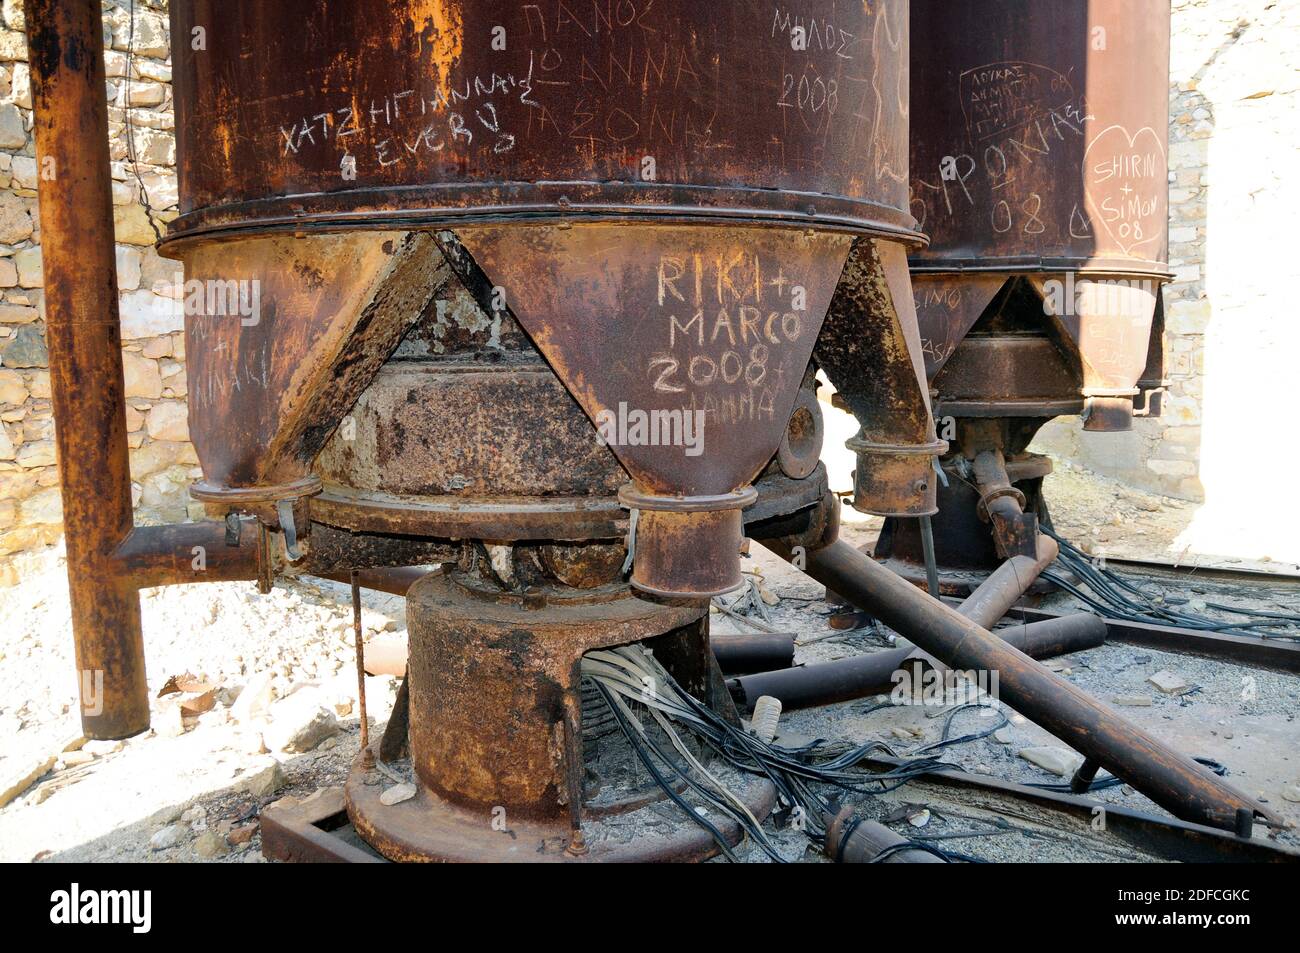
14, 245, 41, 287
16, 443, 54, 471
0, 324, 46, 367
0, 368, 26, 404
0, 191, 33, 244
240, 759, 285, 799
149, 824, 186, 851
181, 805, 206, 824
0, 755, 55, 809
0, 103, 25, 149
228, 823, 257, 846
230, 670, 275, 724
993, 728, 1014, 744
121, 350, 162, 399
193, 830, 229, 858
1282, 786, 1300, 804
907, 808, 930, 828
1147, 670, 1191, 695
146, 401, 189, 441
153, 697, 185, 737
379, 782, 417, 806
262, 691, 341, 753
115, 245, 141, 290
1019, 746, 1083, 778
1113, 694, 1153, 707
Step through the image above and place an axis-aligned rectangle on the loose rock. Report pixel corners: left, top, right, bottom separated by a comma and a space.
193, 830, 229, 858
1113, 694, 1154, 707
240, 759, 285, 799
379, 782, 416, 806
1018, 746, 1083, 778
149, 824, 186, 851
1148, 670, 1191, 695
262, 690, 341, 753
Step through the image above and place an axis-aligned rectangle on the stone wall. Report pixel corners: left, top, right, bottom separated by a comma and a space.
1, 0, 1296, 579
0, 0, 196, 584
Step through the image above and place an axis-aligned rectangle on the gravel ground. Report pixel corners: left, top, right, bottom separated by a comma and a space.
1, 460, 1297, 863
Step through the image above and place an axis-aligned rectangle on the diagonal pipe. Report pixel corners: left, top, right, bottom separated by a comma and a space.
757, 533, 1281, 833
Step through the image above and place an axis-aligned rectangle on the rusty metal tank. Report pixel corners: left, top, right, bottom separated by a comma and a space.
875, 0, 1173, 585
163, 0, 933, 599
157, 0, 939, 860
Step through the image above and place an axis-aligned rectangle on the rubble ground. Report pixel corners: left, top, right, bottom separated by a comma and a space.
1, 461, 1297, 863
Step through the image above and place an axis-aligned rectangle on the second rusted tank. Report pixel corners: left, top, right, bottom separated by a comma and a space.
876, 0, 1172, 586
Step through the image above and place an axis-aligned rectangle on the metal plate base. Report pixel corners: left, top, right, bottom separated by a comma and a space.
343, 753, 777, 863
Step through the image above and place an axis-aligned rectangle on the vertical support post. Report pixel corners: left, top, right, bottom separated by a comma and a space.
350, 571, 371, 761
25, 0, 148, 738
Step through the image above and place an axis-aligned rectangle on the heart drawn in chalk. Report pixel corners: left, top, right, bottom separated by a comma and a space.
1082, 125, 1167, 257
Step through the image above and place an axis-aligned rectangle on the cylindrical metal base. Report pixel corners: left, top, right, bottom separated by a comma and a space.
346, 745, 776, 863
403, 570, 705, 820
347, 567, 778, 861
847, 436, 946, 518
620, 486, 757, 599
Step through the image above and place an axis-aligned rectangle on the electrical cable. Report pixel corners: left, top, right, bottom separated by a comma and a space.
582, 646, 971, 861
1039, 526, 1300, 639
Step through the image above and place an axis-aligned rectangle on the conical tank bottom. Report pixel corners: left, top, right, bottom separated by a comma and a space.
456, 223, 852, 597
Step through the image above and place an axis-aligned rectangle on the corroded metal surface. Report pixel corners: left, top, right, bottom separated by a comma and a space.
403, 568, 704, 819
910, 0, 1171, 274
181, 232, 450, 496
164, 0, 922, 596
350, 566, 778, 861
25, 0, 148, 738
455, 221, 850, 594
729, 611, 1104, 711
167, 0, 917, 241
345, 747, 776, 863
907, 0, 1172, 435
316, 361, 625, 499
456, 223, 848, 500
873, 2, 1174, 585
815, 239, 945, 517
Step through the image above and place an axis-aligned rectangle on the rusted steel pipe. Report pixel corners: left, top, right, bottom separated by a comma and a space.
26, 0, 147, 738
112, 519, 262, 589
710, 632, 795, 676
959, 535, 1060, 629
316, 567, 427, 597
825, 812, 945, 864
972, 448, 1038, 560
729, 613, 1104, 711
759, 536, 1277, 832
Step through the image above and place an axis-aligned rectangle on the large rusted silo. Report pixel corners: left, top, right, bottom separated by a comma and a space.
28, 0, 941, 861
879, 0, 1173, 586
